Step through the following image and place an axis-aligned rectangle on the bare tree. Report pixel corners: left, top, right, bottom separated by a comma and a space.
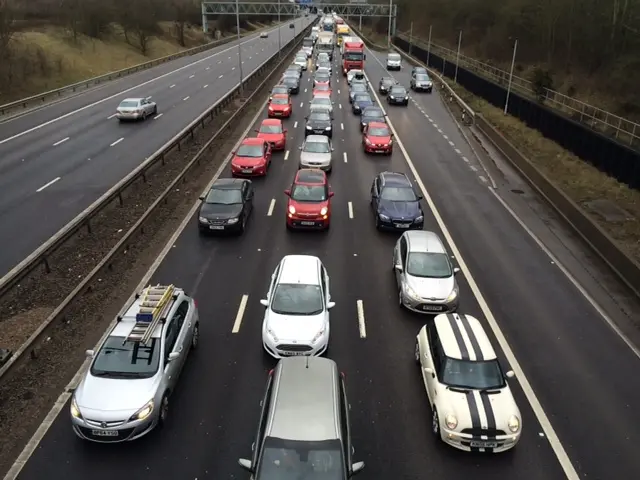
0, 0, 17, 51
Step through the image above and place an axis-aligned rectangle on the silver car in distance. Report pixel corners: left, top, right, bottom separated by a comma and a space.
393, 231, 460, 314
70, 284, 199, 442
261, 255, 334, 358
115, 97, 157, 121
299, 135, 334, 172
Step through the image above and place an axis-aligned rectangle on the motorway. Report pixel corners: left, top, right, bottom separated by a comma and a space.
0, 16, 313, 276
10, 46, 640, 480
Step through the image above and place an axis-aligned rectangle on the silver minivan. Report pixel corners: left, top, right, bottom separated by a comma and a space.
238, 357, 365, 479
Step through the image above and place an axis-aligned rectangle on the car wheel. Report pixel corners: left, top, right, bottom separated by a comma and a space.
375, 215, 381, 230
158, 394, 169, 427
431, 409, 442, 438
414, 341, 421, 364
238, 215, 246, 235
153, 106, 158, 115
191, 323, 200, 349
398, 289, 404, 308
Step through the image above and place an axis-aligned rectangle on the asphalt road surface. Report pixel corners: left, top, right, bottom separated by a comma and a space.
0, 17, 313, 276
10, 47, 640, 480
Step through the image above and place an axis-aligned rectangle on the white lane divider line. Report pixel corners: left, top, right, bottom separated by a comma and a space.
448, 140, 455, 147
267, 198, 276, 216
462, 156, 469, 163
183, 96, 190, 101
348, 201, 354, 219
443, 134, 449, 139
154, 113, 163, 120
170, 84, 175, 88
52, 137, 69, 146
36, 177, 61, 192
470, 165, 478, 172
300, 102, 304, 107
433, 123, 438, 128
304, 88, 307, 93
437, 128, 443, 134
479, 175, 488, 183
203, 84, 208, 89
232, 295, 249, 333
107, 113, 116, 119
219, 74, 223, 78
337, 89, 340, 94
232, 66, 236, 70
343, 152, 348, 163
189, 74, 195, 78
455, 148, 461, 154
341, 123, 344, 130
228, 56, 231, 59
284, 150, 290, 161
206, 66, 211, 70
339, 103, 342, 109
293, 121, 298, 128
356, 300, 367, 338
110, 137, 124, 147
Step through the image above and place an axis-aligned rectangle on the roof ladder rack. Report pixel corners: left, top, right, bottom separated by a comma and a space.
127, 284, 175, 344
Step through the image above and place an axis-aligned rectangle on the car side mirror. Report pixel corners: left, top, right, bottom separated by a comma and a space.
394, 264, 403, 272
283, 129, 288, 134
231, 150, 236, 155
85, 349, 95, 358
424, 367, 435, 378
260, 299, 269, 307
327, 301, 335, 309
168, 352, 180, 362
417, 194, 423, 200
299, 146, 303, 150
238, 459, 254, 473
329, 191, 335, 198
506, 370, 515, 379
331, 147, 334, 151
284, 189, 291, 196
199, 195, 205, 201
351, 461, 365, 475
254, 129, 259, 133
453, 267, 460, 274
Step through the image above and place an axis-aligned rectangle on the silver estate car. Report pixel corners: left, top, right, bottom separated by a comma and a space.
393, 231, 460, 313
238, 357, 365, 478
299, 135, 334, 171
70, 284, 199, 442
115, 97, 157, 121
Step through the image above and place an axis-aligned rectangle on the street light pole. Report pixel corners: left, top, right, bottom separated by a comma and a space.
426, 25, 432, 67
504, 38, 518, 114
278, 0, 281, 57
235, 0, 243, 92
454, 29, 462, 83
409, 21, 413, 56
387, 0, 392, 49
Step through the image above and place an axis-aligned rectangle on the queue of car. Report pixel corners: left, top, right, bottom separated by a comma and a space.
81, 15, 521, 479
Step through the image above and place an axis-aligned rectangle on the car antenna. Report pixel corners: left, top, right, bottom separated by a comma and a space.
306, 356, 309, 369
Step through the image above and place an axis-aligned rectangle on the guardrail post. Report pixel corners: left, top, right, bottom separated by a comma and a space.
118, 191, 124, 206
86, 218, 92, 234
43, 257, 51, 274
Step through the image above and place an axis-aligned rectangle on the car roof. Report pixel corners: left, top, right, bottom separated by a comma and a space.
367, 121, 389, 130
381, 77, 395, 82
121, 98, 142, 102
268, 357, 340, 441
262, 118, 282, 126
305, 135, 329, 143
404, 230, 445, 254
210, 178, 245, 189
434, 313, 498, 361
242, 137, 265, 145
273, 84, 288, 89
390, 85, 406, 90
270, 93, 289, 100
362, 106, 383, 115
314, 91, 331, 97
112, 288, 185, 339
295, 168, 327, 185
380, 171, 411, 187
278, 254, 322, 285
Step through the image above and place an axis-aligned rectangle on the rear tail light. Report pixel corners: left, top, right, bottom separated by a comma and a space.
268, 369, 275, 376
193, 299, 198, 308
340, 371, 346, 379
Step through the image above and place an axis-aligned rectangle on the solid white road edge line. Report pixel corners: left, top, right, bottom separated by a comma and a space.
284, 150, 290, 161
1, 78, 273, 480
36, 177, 61, 193
356, 300, 366, 338
232, 294, 249, 333
488, 187, 640, 360
365, 71, 579, 480
109, 138, 124, 147
267, 199, 276, 216
0, 22, 299, 145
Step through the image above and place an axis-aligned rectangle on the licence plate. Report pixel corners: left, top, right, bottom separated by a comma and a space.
242, 169, 252, 173
91, 430, 119, 437
273, 112, 281, 116
375, 150, 384, 153
422, 305, 443, 311
470, 441, 498, 448
301, 221, 315, 226
209, 225, 224, 230
395, 223, 410, 228
283, 351, 306, 356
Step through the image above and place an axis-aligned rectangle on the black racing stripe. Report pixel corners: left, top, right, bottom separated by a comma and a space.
480, 392, 497, 438
447, 314, 469, 360
465, 391, 481, 430
459, 314, 483, 361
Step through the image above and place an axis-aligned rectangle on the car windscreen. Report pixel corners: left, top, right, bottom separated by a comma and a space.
205, 188, 243, 205
271, 283, 324, 315
343, 52, 362, 61
312, 97, 331, 106
291, 184, 327, 202
295, 56, 307, 62
304, 140, 330, 153
271, 97, 288, 105
283, 70, 298, 77
119, 100, 139, 108
368, 127, 390, 137
309, 112, 330, 122
283, 77, 297, 85
415, 74, 430, 81
237, 145, 263, 157
90, 336, 160, 379
260, 124, 282, 133
407, 252, 452, 278
362, 109, 383, 119
317, 54, 329, 60
303, 39, 314, 47
381, 78, 395, 85
351, 85, 367, 93
354, 95, 371, 102
388, 53, 401, 60
255, 437, 346, 480
380, 186, 418, 202
390, 87, 406, 95
440, 358, 506, 390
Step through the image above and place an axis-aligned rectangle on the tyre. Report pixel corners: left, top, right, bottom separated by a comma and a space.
431, 410, 440, 438
158, 394, 170, 427
191, 323, 200, 349
414, 341, 421, 364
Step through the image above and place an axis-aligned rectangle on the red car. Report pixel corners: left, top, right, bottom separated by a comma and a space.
231, 138, 272, 177
362, 121, 393, 155
312, 84, 332, 96
285, 169, 334, 230
256, 119, 287, 151
268, 93, 292, 118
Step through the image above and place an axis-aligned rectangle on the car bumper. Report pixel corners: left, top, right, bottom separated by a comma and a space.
286, 214, 330, 230
305, 129, 332, 138
388, 97, 409, 105
268, 110, 292, 118
231, 165, 267, 177
263, 335, 328, 358
376, 217, 423, 231
414, 85, 433, 92
386, 64, 401, 70
299, 161, 331, 171
400, 291, 458, 314
198, 219, 242, 233
71, 413, 158, 443
364, 143, 392, 154
440, 426, 521, 453
115, 112, 142, 120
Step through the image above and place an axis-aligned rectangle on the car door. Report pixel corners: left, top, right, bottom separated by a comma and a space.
163, 315, 181, 389
251, 373, 274, 467
244, 181, 254, 216
424, 325, 443, 403
339, 377, 355, 471
362, 124, 368, 145
371, 176, 380, 212
171, 301, 190, 378
395, 235, 407, 288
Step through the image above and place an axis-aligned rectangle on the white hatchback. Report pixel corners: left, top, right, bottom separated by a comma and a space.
261, 255, 334, 358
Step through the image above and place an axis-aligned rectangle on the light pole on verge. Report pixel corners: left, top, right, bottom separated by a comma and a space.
454, 30, 462, 83
504, 38, 518, 114
387, 0, 392, 49
235, 0, 243, 93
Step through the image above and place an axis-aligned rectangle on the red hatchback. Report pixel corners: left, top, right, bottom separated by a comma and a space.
268, 93, 292, 118
256, 119, 287, 151
285, 169, 334, 230
362, 121, 393, 155
231, 138, 272, 177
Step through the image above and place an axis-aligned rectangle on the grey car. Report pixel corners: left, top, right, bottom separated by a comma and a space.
70, 285, 200, 442
299, 134, 334, 171
411, 73, 433, 92
282, 76, 300, 94
115, 97, 157, 121
349, 83, 368, 103
387, 85, 409, 105
393, 230, 460, 314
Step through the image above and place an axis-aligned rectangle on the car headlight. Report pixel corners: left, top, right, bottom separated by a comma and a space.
365, 138, 372, 145
405, 96, 409, 100
445, 289, 458, 302
403, 284, 420, 300
227, 217, 239, 224
427, 82, 432, 86
288, 205, 296, 214
389, 96, 395, 99
325, 126, 331, 130
414, 216, 424, 223
445, 414, 458, 430
306, 125, 312, 130
378, 213, 390, 221
267, 327, 279, 342
311, 328, 325, 344
130, 400, 154, 421
320, 207, 328, 215
268, 106, 273, 111
508, 415, 520, 433
70, 396, 82, 419
198, 216, 208, 223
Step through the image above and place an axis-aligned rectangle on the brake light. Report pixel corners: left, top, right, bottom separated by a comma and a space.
340, 371, 346, 379
268, 369, 274, 376
193, 299, 197, 308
